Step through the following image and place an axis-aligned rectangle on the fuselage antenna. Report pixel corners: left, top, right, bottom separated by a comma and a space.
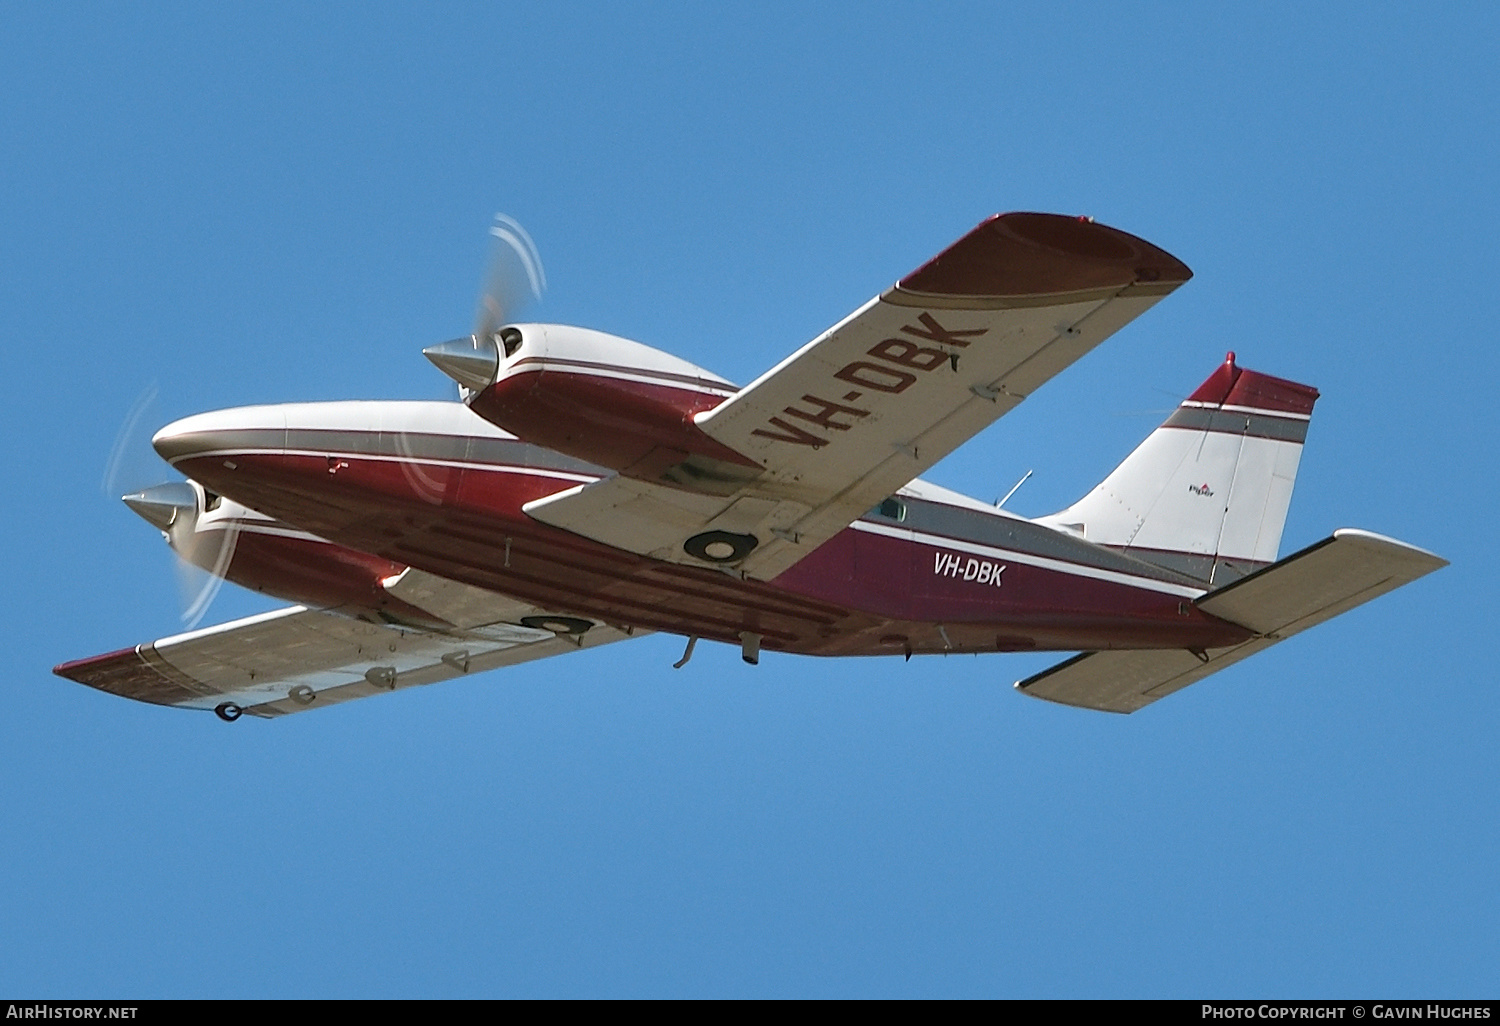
996, 469, 1033, 509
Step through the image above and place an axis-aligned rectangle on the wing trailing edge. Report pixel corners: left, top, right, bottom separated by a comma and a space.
1014, 529, 1447, 713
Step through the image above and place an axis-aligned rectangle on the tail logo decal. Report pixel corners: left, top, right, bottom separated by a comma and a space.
1188, 482, 1215, 497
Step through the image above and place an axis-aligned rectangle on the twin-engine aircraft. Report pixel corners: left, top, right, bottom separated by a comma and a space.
55, 213, 1445, 719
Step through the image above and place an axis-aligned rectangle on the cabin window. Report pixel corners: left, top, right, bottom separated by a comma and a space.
870, 497, 906, 522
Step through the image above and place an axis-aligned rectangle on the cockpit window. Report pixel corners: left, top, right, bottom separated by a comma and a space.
869, 497, 906, 522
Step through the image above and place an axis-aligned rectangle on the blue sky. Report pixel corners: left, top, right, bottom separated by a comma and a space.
3, 3, 1495, 997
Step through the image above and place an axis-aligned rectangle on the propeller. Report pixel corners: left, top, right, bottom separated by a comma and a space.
99, 213, 550, 627
383, 213, 551, 507
103, 385, 238, 631
427, 213, 547, 398
475, 213, 546, 341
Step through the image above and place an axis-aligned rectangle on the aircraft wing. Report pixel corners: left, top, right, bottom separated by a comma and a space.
1014, 529, 1448, 713
53, 570, 639, 718
527, 213, 1192, 580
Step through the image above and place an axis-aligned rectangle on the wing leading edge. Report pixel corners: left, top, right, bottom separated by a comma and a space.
528, 213, 1193, 580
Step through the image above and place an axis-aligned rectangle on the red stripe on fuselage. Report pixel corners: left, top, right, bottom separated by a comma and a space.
172, 444, 1250, 657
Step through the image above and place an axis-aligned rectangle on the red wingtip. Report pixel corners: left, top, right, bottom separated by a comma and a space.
53, 646, 140, 681
896, 212, 1192, 299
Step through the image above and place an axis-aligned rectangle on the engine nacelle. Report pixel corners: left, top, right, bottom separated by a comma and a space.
436, 324, 764, 494
125, 480, 441, 626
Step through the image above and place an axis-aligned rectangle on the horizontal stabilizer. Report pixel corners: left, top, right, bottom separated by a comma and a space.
1015, 529, 1447, 713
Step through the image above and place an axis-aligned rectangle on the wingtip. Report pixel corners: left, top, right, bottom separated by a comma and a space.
1329, 528, 1449, 570
895, 212, 1192, 300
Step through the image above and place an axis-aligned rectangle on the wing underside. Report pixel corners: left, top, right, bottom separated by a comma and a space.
54, 570, 639, 718
528, 213, 1193, 580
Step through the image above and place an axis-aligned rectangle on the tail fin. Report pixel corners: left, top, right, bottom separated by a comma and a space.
1035, 353, 1319, 586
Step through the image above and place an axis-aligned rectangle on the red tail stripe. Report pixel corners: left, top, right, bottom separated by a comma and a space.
1225, 368, 1319, 416
1186, 355, 1318, 416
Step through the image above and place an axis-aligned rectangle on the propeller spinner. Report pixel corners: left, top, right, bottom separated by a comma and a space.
427, 213, 546, 398
105, 388, 238, 630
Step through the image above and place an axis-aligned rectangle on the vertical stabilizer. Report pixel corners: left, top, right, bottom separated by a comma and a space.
1035, 354, 1318, 585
